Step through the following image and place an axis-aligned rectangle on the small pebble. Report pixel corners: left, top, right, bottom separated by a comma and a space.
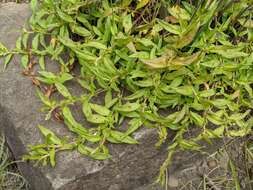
168, 175, 179, 188
207, 160, 218, 169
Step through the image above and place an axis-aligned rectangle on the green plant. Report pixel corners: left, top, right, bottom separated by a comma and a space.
0, 136, 28, 190
1, 0, 253, 186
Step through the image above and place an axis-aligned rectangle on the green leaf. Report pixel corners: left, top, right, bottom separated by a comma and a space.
81, 132, 101, 143
82, 98, 92, 117
206, 114, 223, 125
22, 33, 29, 49
36, 88, 52, 107
77, 144, 89, 155
39, 56, 45, 70
173, 106, 187, 124
78, 144, 110, 160
39, 71, 57, 79
134, 79, 153, 87
199, 89, 216, 98
110, 19, 118, 36
21, 55, 29, 68
130, 51, 150, 59
77, 14, 92, 30
78, 79, 93, 91
212, 126, 225, 137
228, 128, 250, 137
70, 24, 91, 37
208, 46, 248, 59
179, 139, 201, 150
87, 114, 107, 124
90, 103, 111, 116
157, 19, 181, 35
3, 54, 13, 70
105, 90, 112, 107
136, 0, 150, 10
210, 99, 230, 109
55, 82, 72, 98
57, 73, 73, 83
0, 42, 8, 56
168, 5, 191, 20
200, 59, 220, 68
90, 152, 111, 160
122, 0, 133, 7
123, 14, 132, 33
110, 130, 138, 144
56, 7, 74, 23
76, 49, 97, 61
36, 71, 57, 84
62, 106, 84, 130
173, 86, 194, 96
49, 148, 56, 167
58, 36, 77, 49
82, 41, 107, 49
38, 125, 61, 145
239, 18, 253, 28
190, 111, 205, 126
174, 22, 199, 48
106, 98, 118, 109
15, 36, 22, 50
30, 0, 38, 12
125, 118, 143, 136
32, 34, 40, 50
124, 89, 147, 100
114, 103, 140, 112
141, 51, 200, 69
137, 38, 155, 47
170, 77, 183, 88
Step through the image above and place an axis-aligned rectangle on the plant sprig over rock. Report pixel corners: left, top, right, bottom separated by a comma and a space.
2, 0, 253, 185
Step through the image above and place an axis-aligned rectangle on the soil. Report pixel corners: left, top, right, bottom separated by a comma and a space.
173, 137, 253, 190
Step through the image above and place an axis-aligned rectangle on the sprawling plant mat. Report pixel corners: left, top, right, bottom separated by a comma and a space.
1, 0, 253, 186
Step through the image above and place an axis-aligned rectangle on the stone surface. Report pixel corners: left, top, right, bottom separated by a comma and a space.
0, 3, 237, 190
0, 3, 168, 190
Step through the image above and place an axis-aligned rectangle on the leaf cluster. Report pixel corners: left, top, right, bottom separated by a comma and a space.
1, 0, 253, 186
